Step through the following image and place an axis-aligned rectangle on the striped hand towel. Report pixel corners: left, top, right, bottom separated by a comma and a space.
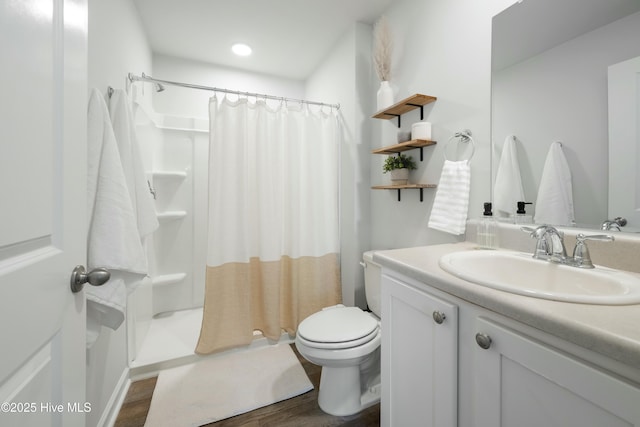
428, 160, 471, 235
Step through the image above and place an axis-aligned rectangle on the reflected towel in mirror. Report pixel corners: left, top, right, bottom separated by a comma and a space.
534, 141, 575, 226
494, 135, 525, 217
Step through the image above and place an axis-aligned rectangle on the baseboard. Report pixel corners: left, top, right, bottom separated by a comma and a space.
98, 367, 130, 427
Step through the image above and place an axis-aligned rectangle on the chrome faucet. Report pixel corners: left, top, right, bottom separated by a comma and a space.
527, 225, 568, 262
522, 226, 614, 268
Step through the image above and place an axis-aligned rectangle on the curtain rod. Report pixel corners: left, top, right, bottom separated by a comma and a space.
128, 72, 340, 110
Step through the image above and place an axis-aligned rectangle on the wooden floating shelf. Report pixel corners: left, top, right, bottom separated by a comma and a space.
372, 184, 437, 202
372, 184, 437, 190
372, 94, 437, 126
372, 139, 436, 155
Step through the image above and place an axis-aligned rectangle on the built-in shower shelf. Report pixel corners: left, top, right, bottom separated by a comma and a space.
156, 210, 188, 222
151, 170, 187, 179
152, 273, 187, 287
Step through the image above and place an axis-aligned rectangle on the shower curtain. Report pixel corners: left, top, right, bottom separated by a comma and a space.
196, 96, 342, 354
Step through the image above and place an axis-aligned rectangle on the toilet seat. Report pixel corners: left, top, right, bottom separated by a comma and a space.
297, 306, 379, 350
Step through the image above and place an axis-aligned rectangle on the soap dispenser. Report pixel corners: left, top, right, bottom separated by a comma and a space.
515, 201, 533, 224
477, 202, 499, 249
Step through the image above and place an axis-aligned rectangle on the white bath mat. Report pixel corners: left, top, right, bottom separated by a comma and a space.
144, 344, 313, 427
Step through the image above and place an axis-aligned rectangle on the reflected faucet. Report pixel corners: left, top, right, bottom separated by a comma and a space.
601, 217, 627, 231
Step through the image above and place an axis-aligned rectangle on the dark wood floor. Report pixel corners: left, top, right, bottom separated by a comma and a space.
114, 344, 380, 427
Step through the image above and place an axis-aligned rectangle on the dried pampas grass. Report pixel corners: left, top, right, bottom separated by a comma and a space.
373, 15, 392, 82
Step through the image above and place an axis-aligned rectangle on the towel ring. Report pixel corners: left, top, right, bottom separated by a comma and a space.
444, 129, 475, 162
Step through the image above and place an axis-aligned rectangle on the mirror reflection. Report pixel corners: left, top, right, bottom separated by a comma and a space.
491, 0, 640, 232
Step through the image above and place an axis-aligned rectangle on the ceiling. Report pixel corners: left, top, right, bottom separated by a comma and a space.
132, 0, 395, 80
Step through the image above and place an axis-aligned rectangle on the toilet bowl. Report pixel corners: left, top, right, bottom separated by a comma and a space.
295, 251, 382, 416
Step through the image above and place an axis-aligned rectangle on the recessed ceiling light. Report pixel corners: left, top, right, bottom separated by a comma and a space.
232, 43, 252, 57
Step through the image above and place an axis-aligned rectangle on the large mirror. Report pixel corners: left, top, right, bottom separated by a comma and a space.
491, 0, 640, 232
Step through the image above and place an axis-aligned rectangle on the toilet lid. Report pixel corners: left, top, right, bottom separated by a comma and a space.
297, 306, 378, 344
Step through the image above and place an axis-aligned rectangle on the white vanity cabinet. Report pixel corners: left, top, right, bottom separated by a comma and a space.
473, 317, 640, 427
381, 274, 458, 427
381, 269, 640, 427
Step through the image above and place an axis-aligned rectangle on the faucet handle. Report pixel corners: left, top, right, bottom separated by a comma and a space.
572, 233, 614, 269
577, 234, 615, 242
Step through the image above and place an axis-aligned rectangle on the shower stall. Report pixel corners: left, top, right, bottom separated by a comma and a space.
126, 101, 210, 375
124, 73, 339, 375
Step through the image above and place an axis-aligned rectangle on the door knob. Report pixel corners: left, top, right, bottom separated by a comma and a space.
70, 265, 110, 293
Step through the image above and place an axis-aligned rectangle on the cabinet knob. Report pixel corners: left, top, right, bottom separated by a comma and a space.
475, 333, 492, 349
432, 311, 446, 324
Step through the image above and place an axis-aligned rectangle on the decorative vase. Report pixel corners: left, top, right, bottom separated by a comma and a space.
390, 168, 409, 185
377, 81, 394, 111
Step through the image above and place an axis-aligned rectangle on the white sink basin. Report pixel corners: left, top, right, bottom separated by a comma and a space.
438, 250, 640, 305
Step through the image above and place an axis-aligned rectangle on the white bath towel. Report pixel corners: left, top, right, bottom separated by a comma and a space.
86, 88, 147, 345
428, 160, 471, 235
108, 89, 159, 240
534, 141, 575, 226
493, 135, 525, 217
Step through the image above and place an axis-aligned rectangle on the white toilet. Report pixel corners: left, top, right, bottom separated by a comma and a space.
295, 251, 382, 416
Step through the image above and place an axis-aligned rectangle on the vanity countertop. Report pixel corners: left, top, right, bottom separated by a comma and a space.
374, 242, 640, 370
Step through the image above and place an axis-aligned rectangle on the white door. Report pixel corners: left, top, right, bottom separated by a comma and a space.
0, 1, 88, 426
608, 55, 640, 229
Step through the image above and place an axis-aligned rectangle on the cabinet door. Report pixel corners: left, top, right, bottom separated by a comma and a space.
381, 275, 458, 427
474, 317, 640, 427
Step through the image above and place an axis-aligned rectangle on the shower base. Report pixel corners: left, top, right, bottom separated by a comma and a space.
129, 307, 293, 379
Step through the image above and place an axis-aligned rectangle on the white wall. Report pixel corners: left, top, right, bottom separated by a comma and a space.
88, 0, 153, 110
369, 0, 515, 251
492, 11, 640, 226
87, 0, 152, 425
306, 23, 373, 308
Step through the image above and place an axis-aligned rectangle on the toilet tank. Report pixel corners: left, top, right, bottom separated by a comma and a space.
363, 251, 382, 317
